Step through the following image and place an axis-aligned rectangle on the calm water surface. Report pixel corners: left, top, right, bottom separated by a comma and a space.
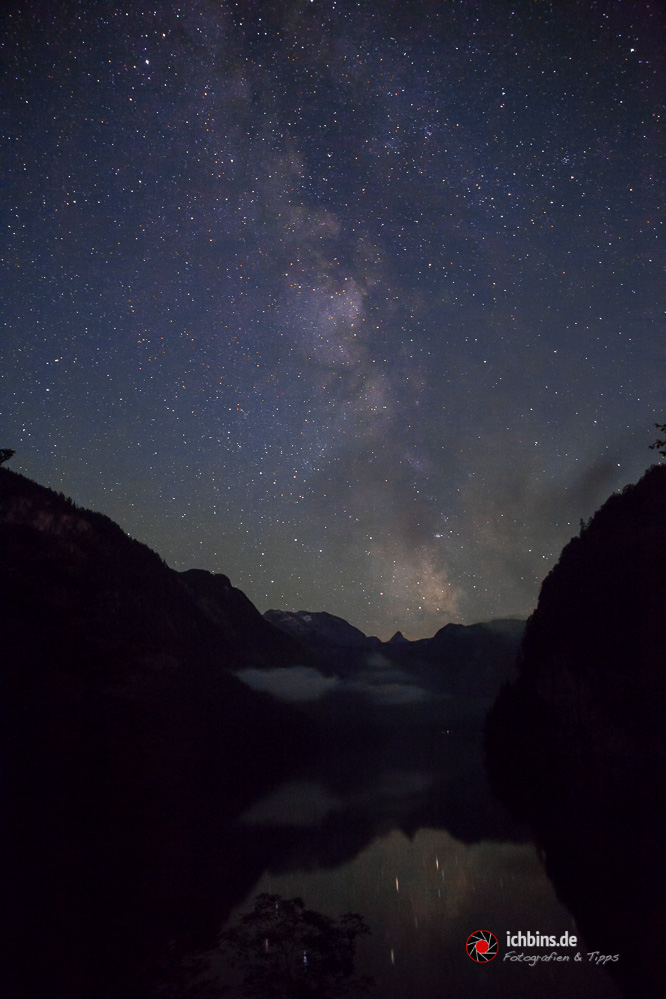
208, 728, 621, 999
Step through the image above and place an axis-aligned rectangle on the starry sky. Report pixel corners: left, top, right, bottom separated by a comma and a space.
2, 0, 663, 639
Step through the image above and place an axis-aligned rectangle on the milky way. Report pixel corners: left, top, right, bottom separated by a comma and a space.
2, 1, 663, 637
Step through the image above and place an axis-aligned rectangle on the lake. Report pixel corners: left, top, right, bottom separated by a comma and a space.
5, 664, 627, 998
200, 725, 622, 998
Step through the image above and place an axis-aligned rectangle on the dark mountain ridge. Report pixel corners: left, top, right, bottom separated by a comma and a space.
264, 607, 382, 650
264, 603, 524, 711
1, 467, 311, 674
486, 463, 666, 998
1, 466, 526, 997
0, 467, 316, 998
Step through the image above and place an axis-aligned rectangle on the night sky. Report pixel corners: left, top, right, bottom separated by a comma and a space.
2, 1, 663, 639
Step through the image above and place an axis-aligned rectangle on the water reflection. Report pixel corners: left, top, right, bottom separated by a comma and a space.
201, 727, 621, 999
6, 683, 624, 998
220, 827, 619, 999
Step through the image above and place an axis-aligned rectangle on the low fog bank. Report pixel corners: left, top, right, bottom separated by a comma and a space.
236, 662, 429, 707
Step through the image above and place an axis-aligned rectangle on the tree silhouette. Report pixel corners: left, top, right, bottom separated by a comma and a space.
649, 423, 666, 458
0, 448, 15, 466
219, 893, 373, 998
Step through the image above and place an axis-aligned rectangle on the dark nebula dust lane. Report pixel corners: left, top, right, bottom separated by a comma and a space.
1, 0, 663, 637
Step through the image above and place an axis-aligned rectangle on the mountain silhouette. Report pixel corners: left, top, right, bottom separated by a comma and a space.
1, 466, 527, 998
0, 467, 316, 998
264, 608, 381, 649
486, 464, 666, 998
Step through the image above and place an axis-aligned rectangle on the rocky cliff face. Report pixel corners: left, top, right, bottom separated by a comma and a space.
486, 464, 666, 998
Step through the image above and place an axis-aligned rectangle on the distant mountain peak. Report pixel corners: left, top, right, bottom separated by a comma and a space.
264, 609, 380, 648
388, 630, 409, 645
